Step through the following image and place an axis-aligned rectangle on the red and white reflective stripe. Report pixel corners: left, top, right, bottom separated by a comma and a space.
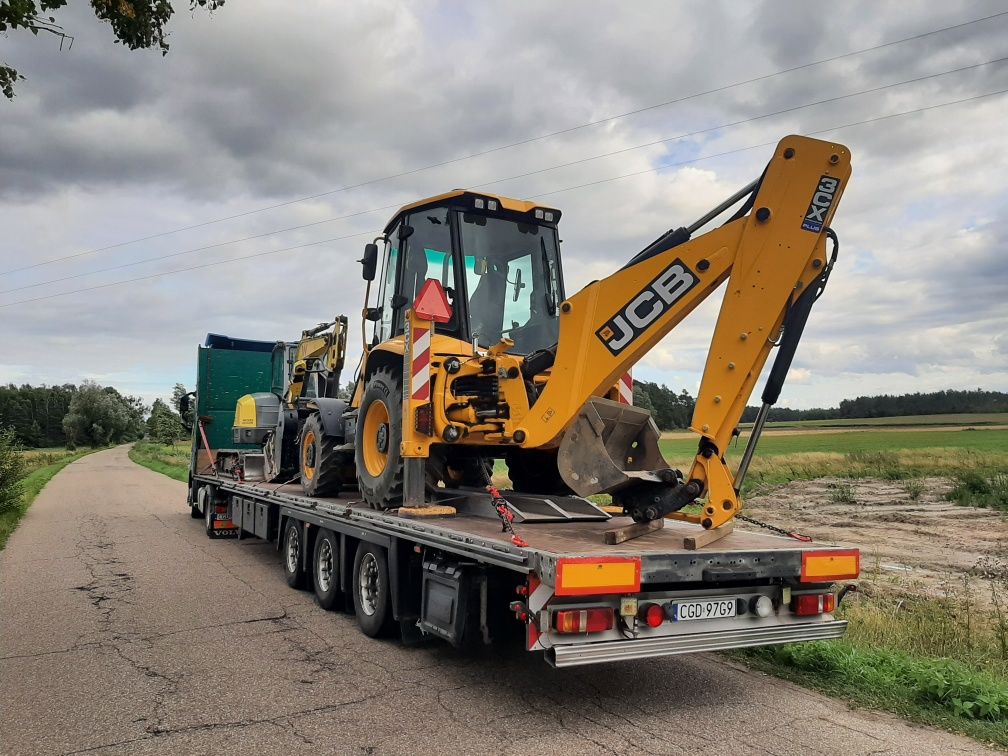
618, 370, 633, 404
411, 324, 431, 401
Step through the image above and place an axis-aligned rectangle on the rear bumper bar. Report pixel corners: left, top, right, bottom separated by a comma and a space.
548, 619, 847, 668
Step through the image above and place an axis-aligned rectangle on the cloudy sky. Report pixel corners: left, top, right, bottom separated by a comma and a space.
1, 0, 1006, 409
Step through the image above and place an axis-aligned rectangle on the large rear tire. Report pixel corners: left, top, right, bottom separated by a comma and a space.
300, 413, 342, 497
506, 449, 571, 494
354, 368, 404, 510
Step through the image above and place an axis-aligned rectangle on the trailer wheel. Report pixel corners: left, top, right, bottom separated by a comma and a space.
352, 542, 393, 637
203, 490, 217, 538
300, 413, 342, 498
355, 368, 404, 510
312, 529, 341, 610
282, 519, 306, 589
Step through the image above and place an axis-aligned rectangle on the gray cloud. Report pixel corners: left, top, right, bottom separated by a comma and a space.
1, 0, 1007, 408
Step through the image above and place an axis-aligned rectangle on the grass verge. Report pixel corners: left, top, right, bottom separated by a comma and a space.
735, 641, 1008, 745
1, 448, 97, 550
129, 441, 190, 482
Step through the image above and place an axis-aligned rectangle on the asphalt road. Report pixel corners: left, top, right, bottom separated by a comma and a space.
0, 447, 995, 755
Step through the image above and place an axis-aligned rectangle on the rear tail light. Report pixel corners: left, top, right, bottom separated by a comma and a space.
791, 592, 836, 616
638, 602, 665, 628
553, 608, 614, 634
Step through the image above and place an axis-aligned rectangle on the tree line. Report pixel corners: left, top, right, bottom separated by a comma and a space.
634, 382, 1007, 430
0, 382, 192, 448
0, 381, 1005, 444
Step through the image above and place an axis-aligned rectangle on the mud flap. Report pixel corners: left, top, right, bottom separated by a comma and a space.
556, 397, 677, 498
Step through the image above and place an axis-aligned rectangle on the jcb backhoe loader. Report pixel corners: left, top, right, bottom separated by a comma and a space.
238, 134, 850, 531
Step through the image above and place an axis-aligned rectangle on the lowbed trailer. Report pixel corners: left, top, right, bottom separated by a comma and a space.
189, 472, 858, 669
186, 333, 858, 668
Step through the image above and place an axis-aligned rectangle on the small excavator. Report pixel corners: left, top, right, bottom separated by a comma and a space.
235, 134, 850, 532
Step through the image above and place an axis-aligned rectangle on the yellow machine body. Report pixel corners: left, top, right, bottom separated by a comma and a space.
349, 135, 850, 525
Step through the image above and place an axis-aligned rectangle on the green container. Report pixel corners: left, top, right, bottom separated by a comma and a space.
196, 334, 278, 451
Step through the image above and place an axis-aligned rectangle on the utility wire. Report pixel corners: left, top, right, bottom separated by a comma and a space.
2, 86, 1004, 310
2, 9, 1004, 277
5, 54, 1004, 297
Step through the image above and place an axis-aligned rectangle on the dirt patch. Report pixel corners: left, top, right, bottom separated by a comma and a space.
742, 477, 1008, 604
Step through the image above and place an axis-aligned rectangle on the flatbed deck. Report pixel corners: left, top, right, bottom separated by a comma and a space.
204, 476, 822, 584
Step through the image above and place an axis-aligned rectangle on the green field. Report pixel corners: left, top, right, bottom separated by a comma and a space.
750, 412, 1008, 430
660, 427, 1008, 460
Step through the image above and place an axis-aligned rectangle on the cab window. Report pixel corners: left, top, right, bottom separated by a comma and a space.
374, 223, 400, 344
399, 208, 459, 335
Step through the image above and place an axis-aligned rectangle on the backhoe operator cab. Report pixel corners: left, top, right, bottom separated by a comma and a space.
364, 191, 565, 356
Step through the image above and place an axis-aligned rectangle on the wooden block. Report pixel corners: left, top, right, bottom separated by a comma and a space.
603, 518, 663, 545
600, 504, 624, 515
683, 522, 733, 550
399, 504, 457, 518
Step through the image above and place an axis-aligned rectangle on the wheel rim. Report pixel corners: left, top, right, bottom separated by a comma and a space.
286, 526, 300, 574
362, 399, 391, 478
358, 552, 379, 616
302, 430, 317, 480
316, 538, 334, 593
205, 495, 212, 528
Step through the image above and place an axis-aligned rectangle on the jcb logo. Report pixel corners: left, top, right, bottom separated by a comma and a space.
802, 175, 840, 232
596, 260, 699, 355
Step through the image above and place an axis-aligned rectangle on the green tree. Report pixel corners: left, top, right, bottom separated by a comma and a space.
62, 381, 137, 446
0, 426, 24, 516
1, 0, 225, 99
171, 383, 193, 429
146, 398, 182, 443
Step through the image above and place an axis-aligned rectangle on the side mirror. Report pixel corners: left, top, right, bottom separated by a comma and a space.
179, 394, 190, 416
361, 243, 379, 281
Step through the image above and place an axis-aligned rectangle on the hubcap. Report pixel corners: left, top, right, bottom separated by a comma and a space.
286, 527, 299, 574
316, 539, 334, 593
358, 552, 380, 616
302, 430, 317, 480
361, 399, 391, 478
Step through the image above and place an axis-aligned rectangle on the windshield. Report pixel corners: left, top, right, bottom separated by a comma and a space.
457, 212, 562, 353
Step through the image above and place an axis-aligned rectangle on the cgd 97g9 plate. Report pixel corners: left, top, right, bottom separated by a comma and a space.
672, 599, 736, 622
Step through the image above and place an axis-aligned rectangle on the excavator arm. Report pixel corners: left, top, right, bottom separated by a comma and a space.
517, 135, 851, 528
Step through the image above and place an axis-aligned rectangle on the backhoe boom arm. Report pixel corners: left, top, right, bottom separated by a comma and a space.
519, 135, 851, 528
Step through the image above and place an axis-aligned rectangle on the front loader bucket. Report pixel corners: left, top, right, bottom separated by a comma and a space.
557, 397, 676, 497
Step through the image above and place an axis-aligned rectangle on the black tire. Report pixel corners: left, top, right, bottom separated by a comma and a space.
354, 368, 404, 510
203, 489, 217, 538
282, 518, 306, 589
312, 529, 341, 610
190, 501, 202, 519
506, 449, 571, 494
300, 413, 342, 498
430, 453, 493, 488
351, 541, 394, 637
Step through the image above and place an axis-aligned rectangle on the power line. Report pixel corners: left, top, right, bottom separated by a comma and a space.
6, 54, 1003, 297
2, 86, 1003, 310
3, 9, 1004, 278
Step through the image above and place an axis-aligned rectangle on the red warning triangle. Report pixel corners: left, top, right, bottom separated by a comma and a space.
413, 278, 453, 323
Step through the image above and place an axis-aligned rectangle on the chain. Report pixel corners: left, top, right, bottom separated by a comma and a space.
736, 513, 812, 542
487, 486, 529, 548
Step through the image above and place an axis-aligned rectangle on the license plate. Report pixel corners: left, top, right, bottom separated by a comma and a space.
673, 599, 736, 622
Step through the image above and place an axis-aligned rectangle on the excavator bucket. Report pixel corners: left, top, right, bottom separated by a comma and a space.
557, 397, 678, 498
